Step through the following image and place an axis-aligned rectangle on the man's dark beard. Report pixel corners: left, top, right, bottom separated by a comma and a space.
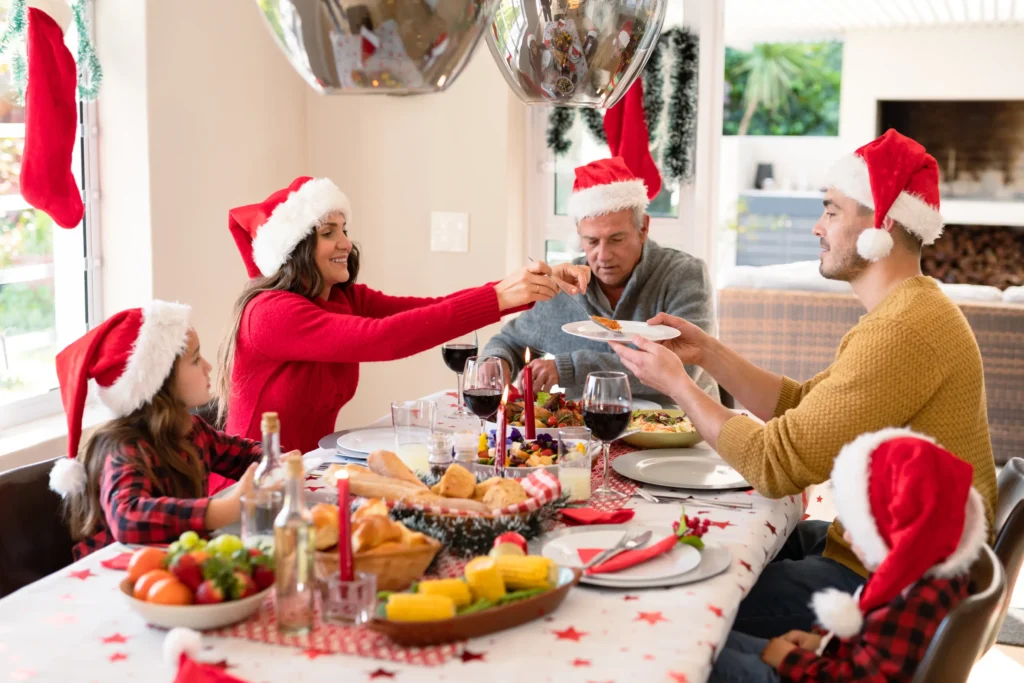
819, 246, 869, 282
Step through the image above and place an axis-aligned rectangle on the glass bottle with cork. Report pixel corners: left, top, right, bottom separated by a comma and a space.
273, 454, 315, 635
255, 411, 284, 489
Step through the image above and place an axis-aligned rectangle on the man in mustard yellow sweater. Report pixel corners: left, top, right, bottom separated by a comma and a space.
612, 129, 997, 638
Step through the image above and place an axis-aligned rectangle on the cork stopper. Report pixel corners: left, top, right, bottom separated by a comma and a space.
286, 453, 303, 478
261, 412, 279, 433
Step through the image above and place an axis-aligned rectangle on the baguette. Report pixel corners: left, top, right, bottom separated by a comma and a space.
403, 491, 491, 515
328, 466, 427, 502
368, 450, 427, 489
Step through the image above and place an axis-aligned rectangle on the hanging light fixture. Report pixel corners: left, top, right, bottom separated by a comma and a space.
254, 0, 497, 95
485, 0, 668, 108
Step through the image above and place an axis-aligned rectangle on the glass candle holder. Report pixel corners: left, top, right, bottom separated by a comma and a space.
320, 572, 377, 626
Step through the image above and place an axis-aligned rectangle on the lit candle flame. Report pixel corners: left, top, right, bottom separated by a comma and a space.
337, 470, 349, 480
524, 348, 531, 364
501, 385, 510, 405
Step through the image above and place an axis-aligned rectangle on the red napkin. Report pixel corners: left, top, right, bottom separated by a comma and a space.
582, 534, 679, 575
100, 552, 133, 570
561, 508, 635, 525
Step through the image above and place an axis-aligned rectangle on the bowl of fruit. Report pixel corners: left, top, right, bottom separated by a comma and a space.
118, 531, 275, 630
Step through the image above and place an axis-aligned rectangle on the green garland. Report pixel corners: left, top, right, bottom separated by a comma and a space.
546, 27, 698, 184
71, 0, 102, 100
0, 0, 26, 60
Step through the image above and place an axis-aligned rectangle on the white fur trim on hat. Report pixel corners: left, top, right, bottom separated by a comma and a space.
28, 0, 73, 33
49, 457, 86, 497
888, 191, 944, 245
567, 179, 649, 223
830, 427, 938, 569
251, 178, 351, 277
163, 628, 202, 667
856, 228, 894, 262
97, 301, 192, 417
928, 487, 987, 578
811, 587, 864, 638
822, 154, 874, 209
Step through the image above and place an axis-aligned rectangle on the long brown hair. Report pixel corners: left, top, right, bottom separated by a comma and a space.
66, 370, 203, 540
216, 232, 360, 426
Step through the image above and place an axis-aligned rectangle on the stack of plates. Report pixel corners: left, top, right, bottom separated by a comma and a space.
611, 449, 749, 490
318, 427, 395, 462
538, 525, 731, 589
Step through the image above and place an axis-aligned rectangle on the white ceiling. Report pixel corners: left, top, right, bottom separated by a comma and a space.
723, 0, 1024, 45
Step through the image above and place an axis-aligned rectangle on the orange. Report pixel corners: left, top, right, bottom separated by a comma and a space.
188, 550, 209, 564
126, 547, 167, 583
147, 578, 193, 605
133, 569, 174, 600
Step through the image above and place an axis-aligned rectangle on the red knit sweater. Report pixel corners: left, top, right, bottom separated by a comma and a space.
223, 282, 505, 461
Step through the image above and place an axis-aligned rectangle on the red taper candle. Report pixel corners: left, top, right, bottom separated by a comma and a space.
523, 348, 535, 440
336, 470, 353, 581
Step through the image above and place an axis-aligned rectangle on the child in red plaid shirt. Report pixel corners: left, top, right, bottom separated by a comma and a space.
48, 301, 288, 559
710, 428, 987, 683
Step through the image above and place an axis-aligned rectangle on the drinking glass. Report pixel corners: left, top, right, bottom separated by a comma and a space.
431, 411, 483, 466
391, 400, 436, 475
558, 427, 593, 503
441, 331, 479, 415
462, 356, 505, 421
320, 572, 376, 626
240, 490, 283, 552
582, 371, 631, 505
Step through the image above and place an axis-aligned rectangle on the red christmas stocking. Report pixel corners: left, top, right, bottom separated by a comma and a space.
603, 79, 662, 200
21, 4, 84, 229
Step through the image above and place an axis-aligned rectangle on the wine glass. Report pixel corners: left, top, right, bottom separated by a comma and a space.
462, 356, 505, 421
441, 331, 479, 415
582, 371, 632, 505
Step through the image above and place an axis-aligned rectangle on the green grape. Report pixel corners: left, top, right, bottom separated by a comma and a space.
179, 531, 200, 549
168, 541, 181, 555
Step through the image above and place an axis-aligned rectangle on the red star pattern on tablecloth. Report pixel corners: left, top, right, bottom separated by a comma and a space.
369, 669, 396, 679
802, 513, 811, 520
623, 595, 639, 601
707, 520, 734, 529
307, 486, 324, 492
668, 672, 689, 683
553, 626, 587, 641
643, 654, 656, 661
816, 496, 823, 503
765, 521, 777, 535
739, 560, 752, 572
301, 648, 331, 659
306, 475, 318, 481
59, 593, 74, 601
571, 658, 591, 667
459, 649, 485, 662
707, 604, 724, 618
109, 652, 128, 662
68, 569, 94, 581
101, 633, 129, 644
636, 611, 669, 625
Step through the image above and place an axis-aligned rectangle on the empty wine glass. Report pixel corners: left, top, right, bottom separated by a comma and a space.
582, 371, 632, 505
441, 331, 478, 415
462, 356, 505, 421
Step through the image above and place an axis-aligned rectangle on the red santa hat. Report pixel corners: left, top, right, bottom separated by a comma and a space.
228, 176, 351, 279
48, 301, 192, 497
811, 428, 987, 638
164, 628, 250, 683
566, 156, 650, 224
822, 129, 944, 262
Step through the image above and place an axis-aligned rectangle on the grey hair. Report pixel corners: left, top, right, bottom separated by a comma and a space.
575, 206, 646, 230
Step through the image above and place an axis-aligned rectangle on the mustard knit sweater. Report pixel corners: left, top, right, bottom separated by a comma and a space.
717, 277, 997, 577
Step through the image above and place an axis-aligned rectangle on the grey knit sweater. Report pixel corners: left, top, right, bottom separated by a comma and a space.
483, 240, 719, 405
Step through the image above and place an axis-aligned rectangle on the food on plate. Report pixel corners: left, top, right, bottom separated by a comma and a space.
490, 532, 528, 558
126, 534, 274, 605
311, 503, 341, 550
493, 554, 556, 590
629, 410, 696, 433
503, 392, 584, 428
437, 463, 476, 499
352, 515, 405, 553
591, 315, 621, 331
417, 578, 473, 608
472, 477, 505, 501
311, 499, 431, 554
385, 593, 456, 622
464, 556, 506, 600
368, 449, 428, 490
482, 479, 529, 509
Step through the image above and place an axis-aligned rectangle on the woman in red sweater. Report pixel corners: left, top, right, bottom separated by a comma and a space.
215, 176, 587, 488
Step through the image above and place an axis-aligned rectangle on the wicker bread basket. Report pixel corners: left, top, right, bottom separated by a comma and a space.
315, 536, 441, 591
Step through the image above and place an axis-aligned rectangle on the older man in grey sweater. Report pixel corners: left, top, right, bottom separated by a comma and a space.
484, 157, 718, 405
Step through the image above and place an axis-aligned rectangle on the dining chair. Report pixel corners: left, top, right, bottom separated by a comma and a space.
985, 457, 1024, 653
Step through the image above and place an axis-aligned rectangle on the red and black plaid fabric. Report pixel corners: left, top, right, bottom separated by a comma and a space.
778, 575, 969, 682
72, 416, 262, 559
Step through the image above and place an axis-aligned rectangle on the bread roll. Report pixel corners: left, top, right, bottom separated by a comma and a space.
368, 450, 427, 489
353, 498, 390, 522
473, 477, 504, 502
310, 503, 340, 550
331, 467, 426, 502
352, 514, 403, 553
438, 463, 476, 499
482, 479, 529, 510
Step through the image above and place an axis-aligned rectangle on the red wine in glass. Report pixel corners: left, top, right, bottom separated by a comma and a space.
583, 404, 631, 442
463, 389, 502, 419
442, 344, 478, 373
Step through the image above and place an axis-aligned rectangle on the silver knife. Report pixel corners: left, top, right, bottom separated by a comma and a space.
582, 531, 628, 570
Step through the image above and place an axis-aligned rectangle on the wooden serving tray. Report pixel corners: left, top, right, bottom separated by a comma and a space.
367, 567, 581, 646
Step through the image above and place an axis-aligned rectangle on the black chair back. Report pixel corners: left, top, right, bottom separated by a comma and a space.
986, 457, 1024, 652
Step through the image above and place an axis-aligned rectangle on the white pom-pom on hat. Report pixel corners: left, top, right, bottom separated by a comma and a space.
811, 588, 864, 638
164, 627, 202, 667
856, 228, 894, 262
49, 457, 86, 497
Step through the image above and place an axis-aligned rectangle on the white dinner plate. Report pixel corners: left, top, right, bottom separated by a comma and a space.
561, 320, 681, 343
540, 525, 701, 585
335, 427, 395, 454
582, 543, 732, 589
612, 449, 750, 490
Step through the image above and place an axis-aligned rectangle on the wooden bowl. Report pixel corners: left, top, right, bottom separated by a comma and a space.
316, 536, 442, 591
368, 566, 581, 646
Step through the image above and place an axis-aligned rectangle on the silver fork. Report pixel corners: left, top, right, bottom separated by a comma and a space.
527, 257, 623, 337
591, 530, 654, 568
582, 531, 629, 570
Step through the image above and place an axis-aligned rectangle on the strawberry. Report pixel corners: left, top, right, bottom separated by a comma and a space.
195, 579, 226, 604
170, 553, 204, 591
230, 571, 258, 600
252, 565, 275, 591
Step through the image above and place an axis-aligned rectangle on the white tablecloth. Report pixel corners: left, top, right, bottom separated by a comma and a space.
0, 392, 804, 683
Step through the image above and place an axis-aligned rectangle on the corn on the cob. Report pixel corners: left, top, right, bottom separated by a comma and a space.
417, 579, 472, 608
464, 556, 506, 601
385, 593, 455, 622
493, 554, 555, 590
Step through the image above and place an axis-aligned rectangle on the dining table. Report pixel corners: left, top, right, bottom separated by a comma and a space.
0, 391, 805, 683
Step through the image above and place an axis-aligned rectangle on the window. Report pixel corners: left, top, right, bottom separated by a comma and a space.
0, 3, 99, 428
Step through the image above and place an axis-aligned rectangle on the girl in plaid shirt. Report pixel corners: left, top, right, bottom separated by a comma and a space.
48, 301, 282, 559
710, 428, 987, 683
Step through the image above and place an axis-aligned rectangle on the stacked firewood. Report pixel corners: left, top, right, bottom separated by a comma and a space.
922, 225, 1024, 289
